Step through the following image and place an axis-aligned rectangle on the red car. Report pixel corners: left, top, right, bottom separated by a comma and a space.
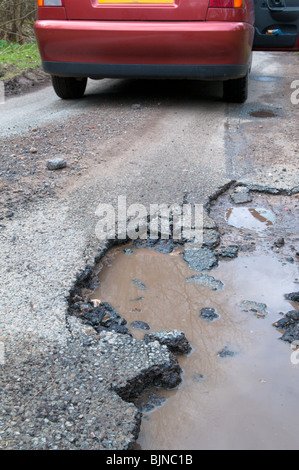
34, 0, 299, 103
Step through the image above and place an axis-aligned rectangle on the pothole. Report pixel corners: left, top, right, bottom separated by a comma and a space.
69, 186, 299, 450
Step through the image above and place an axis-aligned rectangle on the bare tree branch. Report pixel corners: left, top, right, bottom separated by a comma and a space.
0, 0, 37, 43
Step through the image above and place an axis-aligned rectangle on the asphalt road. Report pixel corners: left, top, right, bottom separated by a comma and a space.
0, 51, 298, 450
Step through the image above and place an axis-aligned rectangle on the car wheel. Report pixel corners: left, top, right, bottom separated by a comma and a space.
223, 73, 248, 104
51, 76, 88, 99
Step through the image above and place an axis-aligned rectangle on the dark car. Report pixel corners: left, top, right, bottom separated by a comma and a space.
35, 0, 299, 103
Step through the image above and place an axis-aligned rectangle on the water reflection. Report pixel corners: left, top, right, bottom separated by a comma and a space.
91, 246, 299, 450
226, 207, 276, 231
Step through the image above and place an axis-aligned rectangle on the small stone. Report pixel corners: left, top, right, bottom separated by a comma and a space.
217, 346, 237, 358
130, 321, 150, 330
199, 307, 220, 322
285, 292, 299, 303
30, 147, 38, 154
273, 310, 299, 330
240, 300, 268, 318
46, 158, 67, 171
144, 330, 192, 355
274, 237, 284, 248
280, 325, 299, 343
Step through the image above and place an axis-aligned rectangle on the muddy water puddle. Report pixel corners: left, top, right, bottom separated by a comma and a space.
90, 241, 299, 450
86, 188, 299, 449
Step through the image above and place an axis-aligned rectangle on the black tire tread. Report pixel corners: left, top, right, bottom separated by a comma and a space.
51, 76, 87, 100
223, 73, 248, 104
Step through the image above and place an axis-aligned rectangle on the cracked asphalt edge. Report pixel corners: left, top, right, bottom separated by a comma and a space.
0, 188, 188, 450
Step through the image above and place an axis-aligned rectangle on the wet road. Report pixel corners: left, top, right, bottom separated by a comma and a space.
0, 50, 298, 450
1, 51, 298, 204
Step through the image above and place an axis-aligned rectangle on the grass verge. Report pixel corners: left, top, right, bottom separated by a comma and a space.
0, 40, 41, 80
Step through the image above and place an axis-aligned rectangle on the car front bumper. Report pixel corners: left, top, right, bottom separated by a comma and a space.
34, 20, 254, 80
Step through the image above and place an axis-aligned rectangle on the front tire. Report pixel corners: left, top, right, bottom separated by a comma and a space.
51, 76, 88, 100
223, 73, 248, 104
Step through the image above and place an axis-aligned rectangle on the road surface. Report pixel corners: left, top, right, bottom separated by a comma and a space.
0, 51, 298, 450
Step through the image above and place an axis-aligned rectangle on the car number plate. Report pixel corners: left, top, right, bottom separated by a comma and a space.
98, 0, 174, 3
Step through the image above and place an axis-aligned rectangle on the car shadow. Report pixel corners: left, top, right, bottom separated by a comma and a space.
83, 77, 223, 106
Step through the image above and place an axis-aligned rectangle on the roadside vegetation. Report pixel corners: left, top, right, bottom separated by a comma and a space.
0, 0, 40, 80
0, 40, 41, 80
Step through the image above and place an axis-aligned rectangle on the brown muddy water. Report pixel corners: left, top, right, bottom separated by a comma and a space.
90, 243, 299, 450
87, 190, 299, 450
249, 109, 278, 118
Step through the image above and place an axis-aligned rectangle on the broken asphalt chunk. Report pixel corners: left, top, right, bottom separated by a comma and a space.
144, 330, 192, 355
186, 273, 223, 291
183, 247, 218, 272
284, 292, 299, 303
199, 307, 220, 322
273, 309, 299, 343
